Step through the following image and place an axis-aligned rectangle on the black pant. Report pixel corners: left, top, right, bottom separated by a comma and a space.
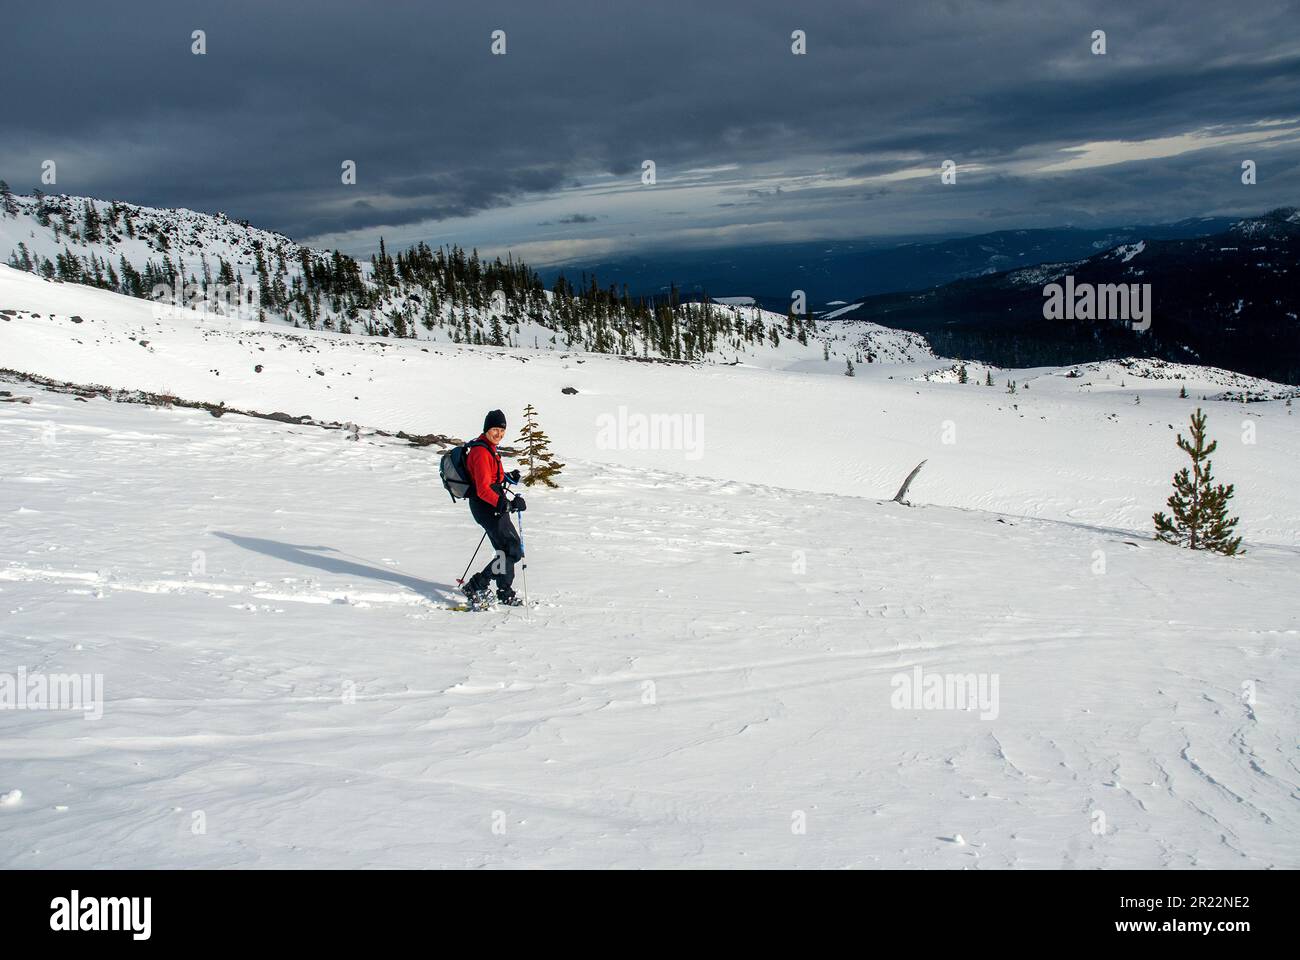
468, 497, 522, 593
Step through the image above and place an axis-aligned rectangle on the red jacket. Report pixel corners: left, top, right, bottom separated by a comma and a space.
466, 433, 504, 508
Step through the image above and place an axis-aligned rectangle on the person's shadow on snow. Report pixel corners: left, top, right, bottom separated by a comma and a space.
212, 532, 455, 602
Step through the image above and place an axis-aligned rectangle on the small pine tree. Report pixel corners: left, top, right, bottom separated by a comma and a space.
1152, 408, 1243, 555
985, 370, 993, 387
1179, 383, 1187, 399
516, 403, 564, 487
845, 357, 855, 377
0, 180, 17, 217
82, 200, 102, 242
957, 359, 968, 384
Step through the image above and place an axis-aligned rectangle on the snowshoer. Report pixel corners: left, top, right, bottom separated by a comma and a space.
461, 409, 527, 607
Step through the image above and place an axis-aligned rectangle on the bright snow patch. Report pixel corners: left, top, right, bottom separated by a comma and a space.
1115, 241, 1146, 263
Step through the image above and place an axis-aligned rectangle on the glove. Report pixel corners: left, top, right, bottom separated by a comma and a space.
509, 496, 527, 513
506, 469, 521, 484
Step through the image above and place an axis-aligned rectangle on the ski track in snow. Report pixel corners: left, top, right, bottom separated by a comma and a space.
1, 386, 1297, 869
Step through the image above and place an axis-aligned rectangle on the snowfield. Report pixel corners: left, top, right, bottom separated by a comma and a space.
1, 266, 1298, 868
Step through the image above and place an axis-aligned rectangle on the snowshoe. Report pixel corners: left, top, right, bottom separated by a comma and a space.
458, 576, 496, 612
496, 588, 524, 607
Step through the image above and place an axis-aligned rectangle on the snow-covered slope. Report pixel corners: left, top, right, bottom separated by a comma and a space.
1, 263, 1297, 869
2, 265, 1295, 537
0, 195, 298, 285
1, 195, 928, 369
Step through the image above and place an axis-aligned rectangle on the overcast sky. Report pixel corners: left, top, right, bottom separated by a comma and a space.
3, 0, 1298, 264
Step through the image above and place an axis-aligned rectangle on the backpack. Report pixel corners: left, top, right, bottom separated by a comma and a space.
439, 438, 493, 502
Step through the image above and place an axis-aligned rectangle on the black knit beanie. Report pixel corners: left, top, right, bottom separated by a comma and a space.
483, 409, 507, 432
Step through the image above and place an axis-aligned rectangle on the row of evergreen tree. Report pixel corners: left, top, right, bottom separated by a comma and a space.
2, 184, 817, 361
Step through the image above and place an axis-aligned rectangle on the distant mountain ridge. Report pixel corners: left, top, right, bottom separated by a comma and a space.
537, 218, 1238, 310
828, 208, 1300, 384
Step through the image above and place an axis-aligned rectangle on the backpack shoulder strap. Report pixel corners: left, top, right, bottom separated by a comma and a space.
462, 439, 500, 488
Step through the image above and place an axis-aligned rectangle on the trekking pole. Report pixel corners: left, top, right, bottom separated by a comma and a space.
518, 509, 529, 612
456, 530, 489, 587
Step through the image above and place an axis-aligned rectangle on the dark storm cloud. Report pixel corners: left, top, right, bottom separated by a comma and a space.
537, 213, 599, 225
1, 0, 1297, 254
